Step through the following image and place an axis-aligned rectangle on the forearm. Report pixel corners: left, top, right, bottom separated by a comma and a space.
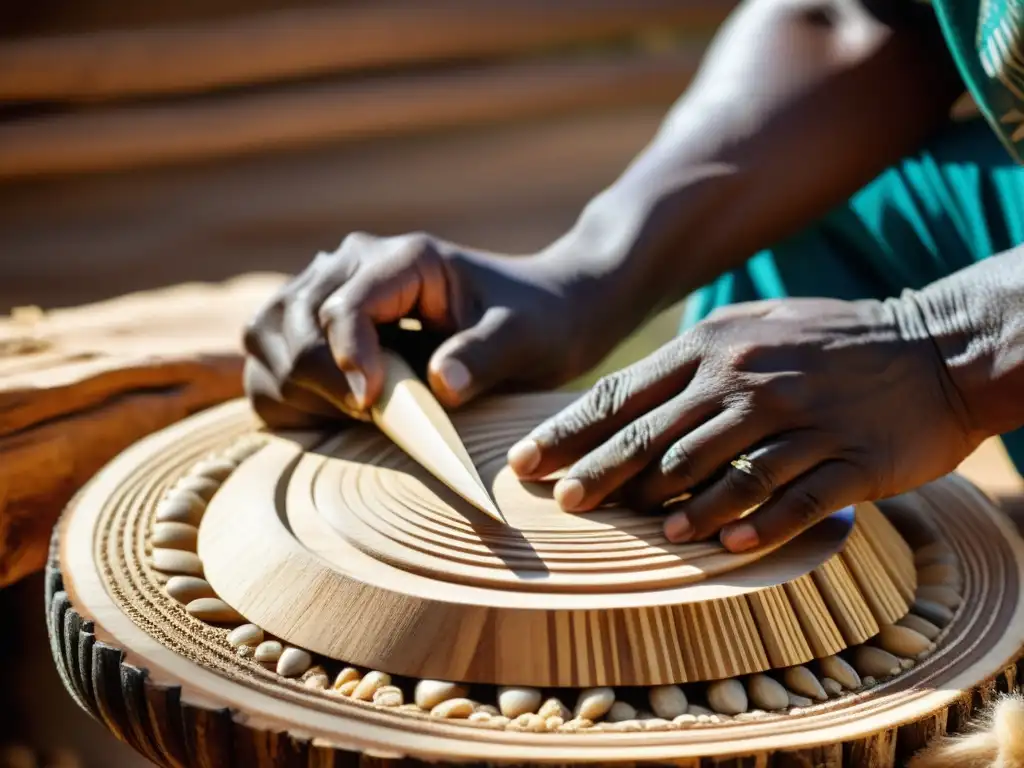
903, 249, 1024, 440
549, 0, 963, 333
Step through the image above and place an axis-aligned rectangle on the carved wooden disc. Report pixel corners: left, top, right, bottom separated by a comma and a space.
48, 395, 1024, 766
191, 395, 913, 686
308, 393, 842, 592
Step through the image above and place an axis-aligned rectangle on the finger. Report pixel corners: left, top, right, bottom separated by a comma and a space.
242, 266, 321, 374
661, 430, 834, 543
243, 357, 342, 430
281, 260, 356, 360
718, 459, 869, 553
544, 391, 719, 513
426, 307, 527, 407
507, 341, 703, 480
321, 308, 382, 409
290, 343, 369, 421
624, 408, 768, 512
318, 240, 450, 409
279, 282, 365, 411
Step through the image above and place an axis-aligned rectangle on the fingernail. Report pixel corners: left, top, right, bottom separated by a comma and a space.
664, 512, 693, 543
722, 523, 759, 552
507, 439, 541, 475
345, 370, 368, 409
436, 358, 472, 396
554, 478, 585, 511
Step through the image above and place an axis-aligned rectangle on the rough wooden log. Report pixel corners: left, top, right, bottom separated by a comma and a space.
0, 46, 699, 180
0, 273, 285, 588
0, 0, 728, 103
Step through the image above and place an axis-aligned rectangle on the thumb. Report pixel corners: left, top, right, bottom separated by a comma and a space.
427, 307, 525, 407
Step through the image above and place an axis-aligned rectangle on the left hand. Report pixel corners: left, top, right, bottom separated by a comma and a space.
506, 297, 981, 552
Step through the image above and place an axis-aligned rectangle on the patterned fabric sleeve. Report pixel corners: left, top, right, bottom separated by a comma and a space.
932, 0, 1024, 162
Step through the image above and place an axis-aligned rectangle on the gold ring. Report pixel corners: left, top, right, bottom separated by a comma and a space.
728, 453, 775, 510
730, 454, 757, 474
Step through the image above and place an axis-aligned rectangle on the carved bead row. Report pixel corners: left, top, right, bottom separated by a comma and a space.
148, 436, 960, 733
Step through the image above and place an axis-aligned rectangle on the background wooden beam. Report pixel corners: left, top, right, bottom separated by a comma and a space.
0, 47, 698, 180
0, 0, 726, 103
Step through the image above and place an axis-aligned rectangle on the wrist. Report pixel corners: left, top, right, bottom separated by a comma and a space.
896, 252, 1024, 439
545, 165, 743, 331
534, 191, 662, 346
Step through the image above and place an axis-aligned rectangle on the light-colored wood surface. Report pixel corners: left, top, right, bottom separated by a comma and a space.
52, 398, 1024, 763
0, 273, 284, 588
191, 396, 912, 687
0, 1, 724, 103
372, 350, 504, 523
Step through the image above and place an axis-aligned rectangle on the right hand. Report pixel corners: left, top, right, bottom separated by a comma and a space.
243, 231, 610, 429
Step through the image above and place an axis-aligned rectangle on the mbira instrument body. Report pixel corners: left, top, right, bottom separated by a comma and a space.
47, 391, 1024, 767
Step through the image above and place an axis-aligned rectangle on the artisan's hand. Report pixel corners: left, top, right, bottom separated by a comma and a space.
243, 232, 613, 429
507, 297, 980, 552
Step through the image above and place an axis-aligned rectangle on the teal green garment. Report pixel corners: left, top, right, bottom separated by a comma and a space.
681, 118, 1024, 476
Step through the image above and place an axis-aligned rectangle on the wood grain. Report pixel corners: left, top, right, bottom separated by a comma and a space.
0, 273, 283, 588
0, 0, 727, 103
51, 415, 1024, 765
0, 47, 699, 180
115, 395, 911, 687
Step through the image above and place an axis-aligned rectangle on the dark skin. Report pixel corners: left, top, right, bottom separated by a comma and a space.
244, 0, 1024, 553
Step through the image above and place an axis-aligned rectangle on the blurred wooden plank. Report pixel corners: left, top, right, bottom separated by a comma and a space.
0, 46, 696, 181
0, 0, 728, 103
0, 107, 665, 310
0, 0, 302, 39
0, 273, 284, 589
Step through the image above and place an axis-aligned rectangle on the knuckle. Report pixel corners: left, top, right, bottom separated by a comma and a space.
316, 293, 350, 327
784, 486, 826, 526
390, 231, 437, 264
290, 286, 318, 313
683, 321, 716, 352
402, 230, 431, 247
660, 441, 697, 489
724, 341, 761, 372
837, 450, 882, 498
242, 300, 284, 357
723, 462, 774, 502
585, 374, 630, 423
241, 318, 264, 356
612, 420, 656, 466
751, 372, 807, 413
339, 230, 374, 251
